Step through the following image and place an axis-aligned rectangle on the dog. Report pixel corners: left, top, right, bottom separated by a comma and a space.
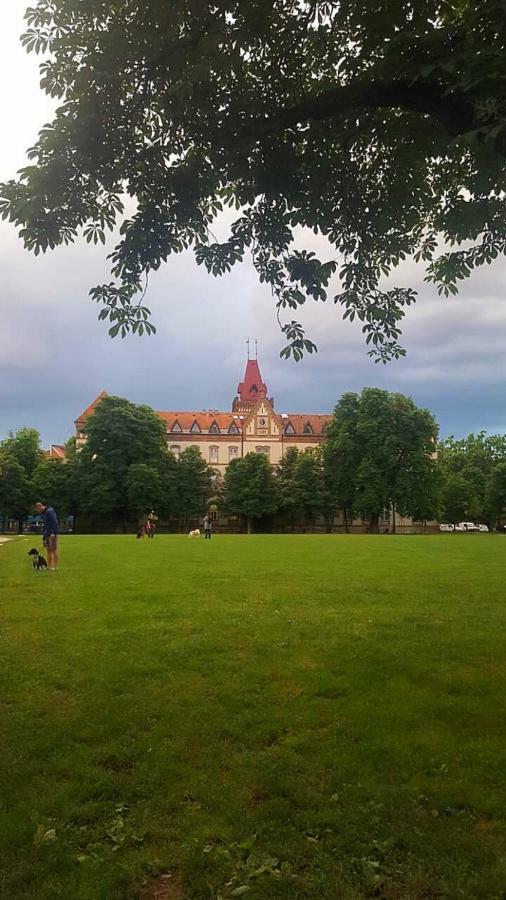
188, 529, 201, 539
28, 548, 48, 570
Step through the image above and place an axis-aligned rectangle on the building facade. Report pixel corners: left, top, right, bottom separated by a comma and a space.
75, 357, 332, 471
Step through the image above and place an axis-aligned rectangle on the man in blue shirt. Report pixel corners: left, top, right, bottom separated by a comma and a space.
35, 502, 60, 570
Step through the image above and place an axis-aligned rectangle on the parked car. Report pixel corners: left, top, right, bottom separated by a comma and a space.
439, 524, 455, 532
477, 524, 489, 532
458, 522, 479, 532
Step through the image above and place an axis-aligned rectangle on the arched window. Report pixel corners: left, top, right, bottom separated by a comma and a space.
170, 445, 180, 459
209, 445, 219, 463
229, 446, 238, 460
255, 446, 270, 459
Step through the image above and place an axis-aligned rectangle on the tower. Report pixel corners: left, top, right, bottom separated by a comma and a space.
232, 349, 274, 413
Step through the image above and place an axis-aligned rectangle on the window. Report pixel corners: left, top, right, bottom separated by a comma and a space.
256, 446, 270, 459
303, 422, 314, 434
190, 420, 201, 433
284, 422, 295, 435
171, 421, 182, 433
229, 446, 238, 460
209, 446, 219, 464
228, 422, 239, 434
170, 445, 180, 459
209, 503, 218, 522
209, 422, 221, 434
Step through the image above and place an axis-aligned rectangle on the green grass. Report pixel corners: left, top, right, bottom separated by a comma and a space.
1, 535, 506, 899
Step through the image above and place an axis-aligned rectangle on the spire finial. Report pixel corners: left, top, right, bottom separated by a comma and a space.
255, 338, 258, 360
246, 337, 250, 360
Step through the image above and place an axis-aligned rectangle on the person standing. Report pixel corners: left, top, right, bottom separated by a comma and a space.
34, 501, 59, 570
147, 510, 157, 539
203, 514, 212, 540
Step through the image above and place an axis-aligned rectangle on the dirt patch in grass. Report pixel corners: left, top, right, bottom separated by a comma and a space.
139, 874, 183, 900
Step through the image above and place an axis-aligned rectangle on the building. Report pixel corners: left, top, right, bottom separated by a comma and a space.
75, 357, 332, 471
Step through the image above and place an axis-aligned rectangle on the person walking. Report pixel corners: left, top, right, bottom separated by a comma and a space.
203, 513, 212, 540
34, 501, 59, 570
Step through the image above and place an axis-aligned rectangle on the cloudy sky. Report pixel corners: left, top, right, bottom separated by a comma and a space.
1, 2, 505, 448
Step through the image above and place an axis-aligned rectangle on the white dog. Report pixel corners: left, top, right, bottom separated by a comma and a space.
188, 529, 201, 539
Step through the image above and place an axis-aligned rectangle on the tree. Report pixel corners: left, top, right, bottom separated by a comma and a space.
324, 389, 438, 531
175, 447, 214, 529
2, 428, 42, 480
440, 473, 481, 525
437, 432, 506, 525
290, 452, 326, 524
0, 454, 32, 533
276, 447, 300, 524
0, 428, 43, 531
78, 395, 170, 523
221, 452, 278, 533
2, 3, 506, 361
485, 462, 506, 529
125, 463, 163, 519
323, 392, 360, 531
32, 457, 79, 520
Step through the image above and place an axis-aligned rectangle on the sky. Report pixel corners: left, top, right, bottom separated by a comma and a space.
1, 2, 505, 448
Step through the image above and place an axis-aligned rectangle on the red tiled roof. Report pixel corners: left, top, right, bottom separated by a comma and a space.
50, 444, 66, 459
283, 414, 332, 436
157, 411, 243, 434
75, 391, 108, 427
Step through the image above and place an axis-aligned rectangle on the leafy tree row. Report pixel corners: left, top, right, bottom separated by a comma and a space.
437, 433, 506, 528
221, 388, 439, 532
0, 398, 214, 532
2, 392, 505, 533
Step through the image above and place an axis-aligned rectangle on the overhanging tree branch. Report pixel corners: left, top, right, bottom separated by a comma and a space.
243, 79, 486, 143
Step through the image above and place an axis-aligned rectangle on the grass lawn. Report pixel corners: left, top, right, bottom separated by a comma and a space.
1, 534, 506, 900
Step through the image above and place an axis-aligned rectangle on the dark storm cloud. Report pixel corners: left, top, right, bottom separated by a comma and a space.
1, 217, 506, 446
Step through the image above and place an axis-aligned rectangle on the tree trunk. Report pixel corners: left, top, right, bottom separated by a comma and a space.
391, 504, 396, 534
17, 517, 24, 535
344, 507, 350, 534
247, 517, 252, 535
368, 513, 379, 533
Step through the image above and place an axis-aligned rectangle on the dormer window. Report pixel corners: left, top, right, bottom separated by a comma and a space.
303, 422, 314, 434
171, 421, 182, 433
228, 422, 239, 434
209, 421, 221, 434
284, 422, 295, 435
190, 420, 201, 433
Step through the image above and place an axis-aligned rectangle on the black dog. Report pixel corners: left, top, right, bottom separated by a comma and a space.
28, 548, 47, 570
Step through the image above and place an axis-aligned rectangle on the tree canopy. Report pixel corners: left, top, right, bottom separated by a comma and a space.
0, 428, 43, 531
324, 388, 438, 530
1, 1, 505, 360
221, 452, 278, 532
